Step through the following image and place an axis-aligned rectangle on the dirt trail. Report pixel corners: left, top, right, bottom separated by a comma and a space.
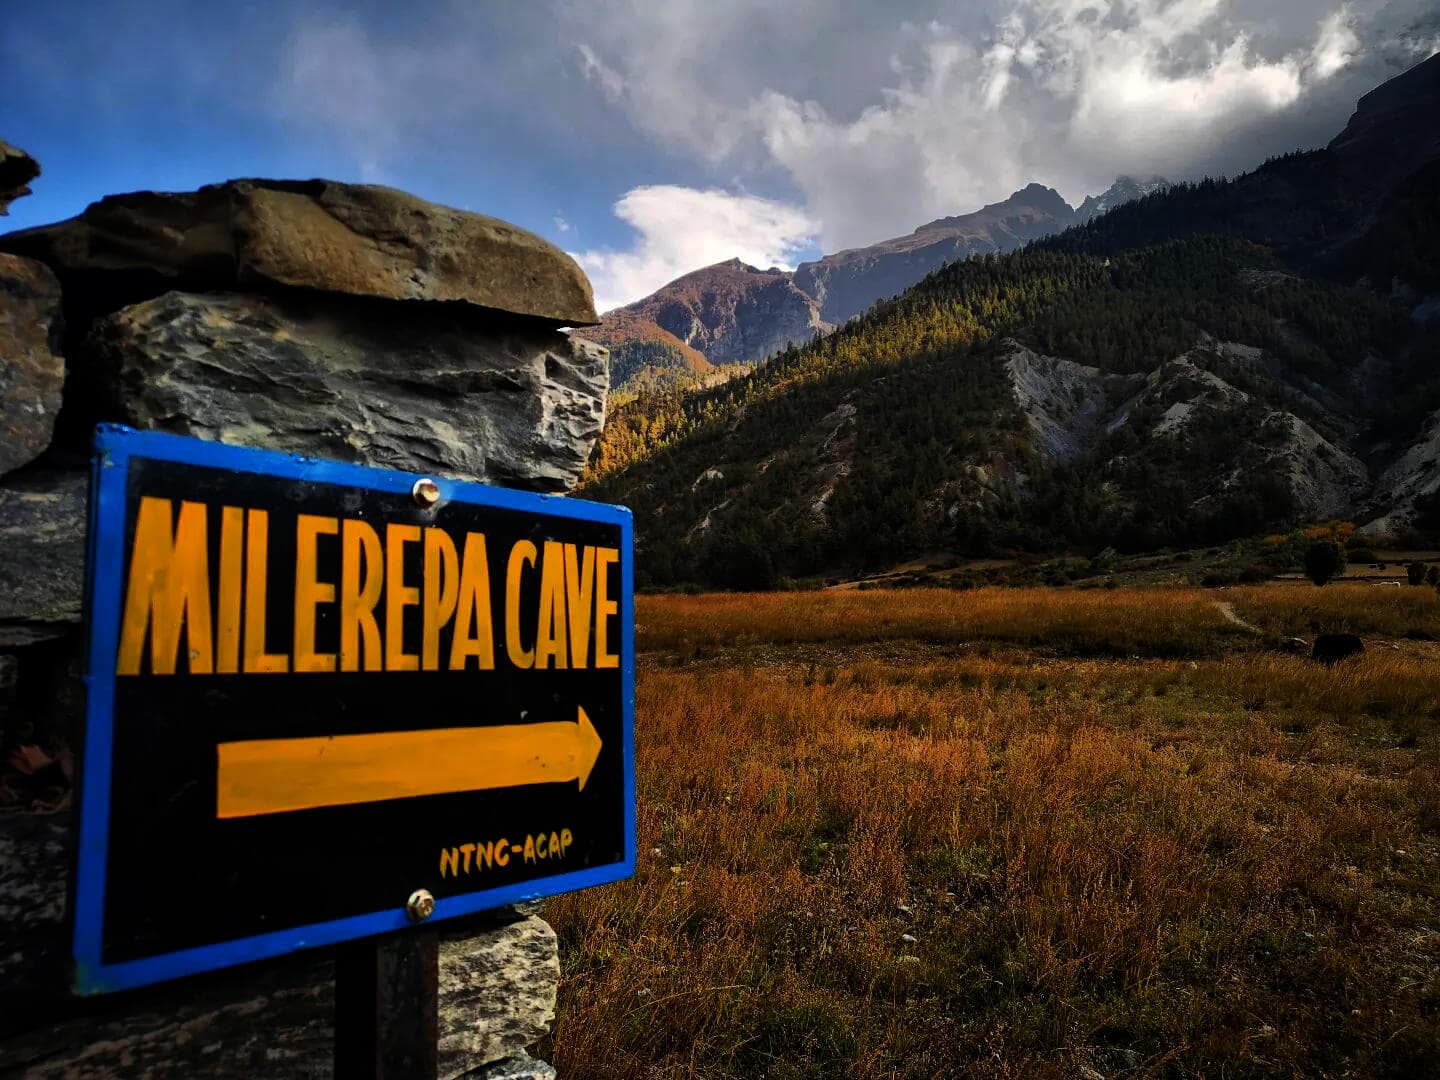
1215, 601, 1263, 634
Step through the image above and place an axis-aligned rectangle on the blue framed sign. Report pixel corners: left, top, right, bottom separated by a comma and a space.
74, 426, 636, 994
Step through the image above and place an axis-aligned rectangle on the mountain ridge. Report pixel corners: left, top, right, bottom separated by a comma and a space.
580, 54, 1440, 588
575, 258, 828, 391
578, 175, 1172, 390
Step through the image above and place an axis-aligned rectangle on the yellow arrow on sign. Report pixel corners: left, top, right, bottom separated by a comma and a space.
215, 707, 603, 819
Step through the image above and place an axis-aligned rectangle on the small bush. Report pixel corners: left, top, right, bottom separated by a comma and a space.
1347, 547, 1379, 564
1305, 540, 1348, 586
1239, 562, 1277, 584
1407, 561, 1427, 586
1427, 565, 1440, 587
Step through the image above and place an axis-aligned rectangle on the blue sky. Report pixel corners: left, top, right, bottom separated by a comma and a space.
4, 1, 1437, 311
1, 4, 708, 253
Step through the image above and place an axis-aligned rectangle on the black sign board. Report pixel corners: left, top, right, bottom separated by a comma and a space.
73, 427, 635, 993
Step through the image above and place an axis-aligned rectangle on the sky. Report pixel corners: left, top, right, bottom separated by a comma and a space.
3, 1, 1438, 312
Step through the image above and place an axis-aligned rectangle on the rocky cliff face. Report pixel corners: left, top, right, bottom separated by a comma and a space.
1000, 338, 1369, 522
793, 184, 1078, 326
1328, 52, 1440, 195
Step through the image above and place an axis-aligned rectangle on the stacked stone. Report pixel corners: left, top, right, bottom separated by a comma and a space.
0, 151, 607, 1078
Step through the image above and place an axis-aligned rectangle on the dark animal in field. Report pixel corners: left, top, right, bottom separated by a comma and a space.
1312, 634, 1364, 664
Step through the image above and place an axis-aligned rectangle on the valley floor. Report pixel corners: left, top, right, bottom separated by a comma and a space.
543, 587, 1439, 1078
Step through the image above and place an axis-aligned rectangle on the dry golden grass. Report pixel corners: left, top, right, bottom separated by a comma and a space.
635, 585, 1440, 657
544, 588, 1440, 1078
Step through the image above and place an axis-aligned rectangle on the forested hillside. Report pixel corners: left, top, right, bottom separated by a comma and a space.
578, 55, 1440, 589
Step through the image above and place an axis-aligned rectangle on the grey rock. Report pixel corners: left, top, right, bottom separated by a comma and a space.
0, 470, 87, 644
0, 253, 64, 475
460, 1050, 557, 1079
0, 814, 69, 1000
0, 178, 600, 325
4, 860, 558, 1080
0, 139, 40, 215
87, 290, 608, 491
439, 915, 559, 1079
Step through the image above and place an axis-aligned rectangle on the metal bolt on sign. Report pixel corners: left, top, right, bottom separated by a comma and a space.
412, 478, 442, 507
406, 889, 436, 923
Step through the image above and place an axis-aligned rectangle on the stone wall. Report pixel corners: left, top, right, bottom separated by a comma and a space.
0, 148, 607, 1078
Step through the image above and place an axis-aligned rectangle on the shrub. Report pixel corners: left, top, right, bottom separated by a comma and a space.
1305, 540, 1347, 586
1427, 565, 1440, 587
1239, 562, 1277, 584
1407, 561, 1427, 586
1346, 547, 1379, 564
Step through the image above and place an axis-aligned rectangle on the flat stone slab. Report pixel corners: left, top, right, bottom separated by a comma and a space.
0, 178, 599, 325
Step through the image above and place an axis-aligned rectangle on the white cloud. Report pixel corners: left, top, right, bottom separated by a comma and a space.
1311, 9, 1360, 78
554, 214, 572, 233
260, 1, 1439, 289
570, 186, 818, 312
275, 19, 398, 178
576, 43, 625, 102
570, 0, 1426, 251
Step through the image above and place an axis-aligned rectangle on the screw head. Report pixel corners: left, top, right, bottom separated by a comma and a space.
412, 478, 441, 507
406, 888, 436, 922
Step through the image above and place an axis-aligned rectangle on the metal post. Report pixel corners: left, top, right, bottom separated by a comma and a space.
334, 929, 440, 1080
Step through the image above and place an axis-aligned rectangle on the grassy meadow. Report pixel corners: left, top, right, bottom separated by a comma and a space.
543, 586, 1440, 1078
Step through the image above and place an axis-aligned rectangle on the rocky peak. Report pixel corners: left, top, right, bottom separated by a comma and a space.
573, 257, 828, 383
1076, 175, 1172, 223
916, 183, 1073, 235
791, 183, 1080, 326
714, 257, 770, 274
1004, 182, 1074, 217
